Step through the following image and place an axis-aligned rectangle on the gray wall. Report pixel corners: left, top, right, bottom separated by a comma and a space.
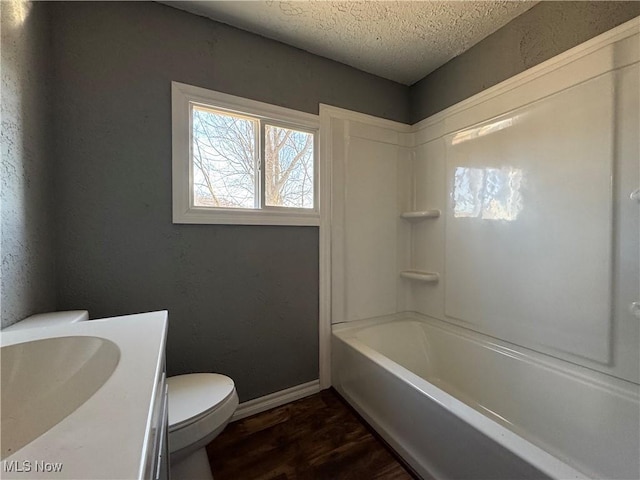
49, 1, 408, 401
410, 1, 640, 123
1, 0, 56, 328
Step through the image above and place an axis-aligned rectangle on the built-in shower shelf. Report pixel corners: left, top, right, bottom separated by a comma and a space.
400, 210, 440, 221
400, 270, 439, 283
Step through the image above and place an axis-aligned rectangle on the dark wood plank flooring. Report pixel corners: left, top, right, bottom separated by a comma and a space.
206, 388, 416, 480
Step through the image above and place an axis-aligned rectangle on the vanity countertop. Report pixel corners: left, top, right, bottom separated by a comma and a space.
1, 311, 168, 479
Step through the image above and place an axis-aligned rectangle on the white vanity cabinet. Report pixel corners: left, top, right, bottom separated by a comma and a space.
144, 367, 169, 480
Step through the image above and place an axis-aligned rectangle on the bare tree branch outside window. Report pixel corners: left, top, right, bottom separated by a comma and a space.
265, 125, 314, 208
192, 106, 257, 208
192, 106, 314, 210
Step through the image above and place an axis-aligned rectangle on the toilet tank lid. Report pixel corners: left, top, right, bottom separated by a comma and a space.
3, 310, 89, 331
167, 373, 235, 429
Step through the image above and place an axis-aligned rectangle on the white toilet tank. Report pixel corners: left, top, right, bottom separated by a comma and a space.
3, 310, 89, 331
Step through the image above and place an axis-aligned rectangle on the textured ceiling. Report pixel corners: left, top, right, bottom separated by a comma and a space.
164, 1, 538, 85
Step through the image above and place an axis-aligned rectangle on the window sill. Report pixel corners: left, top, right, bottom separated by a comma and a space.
173, 207, 320, 226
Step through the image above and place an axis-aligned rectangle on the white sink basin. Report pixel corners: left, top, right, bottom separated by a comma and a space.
1, 336, 120, 459
0, 311, 167, 479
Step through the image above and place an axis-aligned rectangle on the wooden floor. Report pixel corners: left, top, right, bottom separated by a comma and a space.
206, 389, 416, 480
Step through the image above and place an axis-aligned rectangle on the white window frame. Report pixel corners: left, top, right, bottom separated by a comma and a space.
172, 81, 320, 226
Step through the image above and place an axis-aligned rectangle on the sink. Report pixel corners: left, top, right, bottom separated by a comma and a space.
1, 336, 120, 459
0, 311, 167, 479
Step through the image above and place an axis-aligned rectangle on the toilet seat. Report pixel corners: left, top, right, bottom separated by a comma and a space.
167, 373, 238, 461
168, 373, 235, 431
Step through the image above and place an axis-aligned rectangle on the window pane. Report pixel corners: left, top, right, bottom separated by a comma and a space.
264, 125, 314, 209
191, 105, 257, 209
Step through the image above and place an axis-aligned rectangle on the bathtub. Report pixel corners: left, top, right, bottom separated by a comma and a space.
332, 314, 640, 480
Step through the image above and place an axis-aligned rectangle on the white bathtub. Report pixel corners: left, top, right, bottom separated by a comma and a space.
332, 314, 640, 480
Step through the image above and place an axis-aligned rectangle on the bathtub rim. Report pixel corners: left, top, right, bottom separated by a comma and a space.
334, 312, 639, 399
332, 312, 640, 480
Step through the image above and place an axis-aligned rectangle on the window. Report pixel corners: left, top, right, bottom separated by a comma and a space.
172, 82, 319, 225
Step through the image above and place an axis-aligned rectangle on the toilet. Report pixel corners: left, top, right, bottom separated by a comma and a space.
4, 311, 239, 480
168, 373, 238, 479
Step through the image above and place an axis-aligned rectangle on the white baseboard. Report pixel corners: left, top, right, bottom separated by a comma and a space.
231, 380, 321, 422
